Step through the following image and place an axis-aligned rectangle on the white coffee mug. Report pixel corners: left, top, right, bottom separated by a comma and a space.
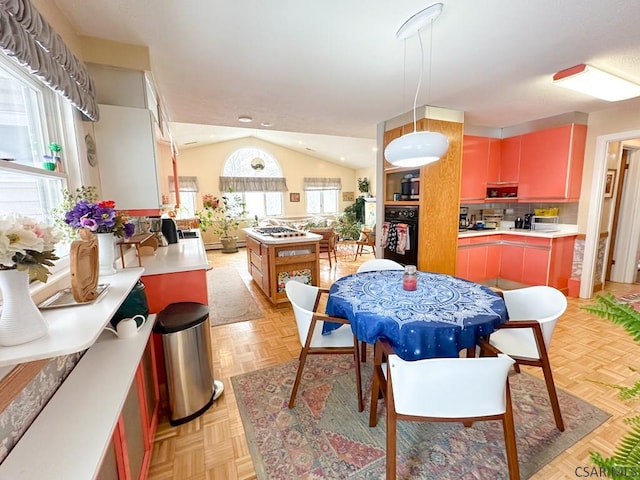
105, 314, 147, 339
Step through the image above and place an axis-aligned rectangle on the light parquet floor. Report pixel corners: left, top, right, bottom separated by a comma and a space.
147, 249, 640, 480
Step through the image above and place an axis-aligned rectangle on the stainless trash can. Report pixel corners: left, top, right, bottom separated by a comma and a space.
154, 302, 215, 426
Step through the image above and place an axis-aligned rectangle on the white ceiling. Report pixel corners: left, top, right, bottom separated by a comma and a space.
53, 0, 640, 169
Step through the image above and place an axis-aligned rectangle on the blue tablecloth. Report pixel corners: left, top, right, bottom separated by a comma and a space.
324, 270, 508, 361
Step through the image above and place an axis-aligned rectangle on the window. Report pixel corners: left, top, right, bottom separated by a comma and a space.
0, 53, 69, 256
303, 177, 341, 214
169, 176, 198, 218
306, 190, 338, 214
221, 148, 285, 217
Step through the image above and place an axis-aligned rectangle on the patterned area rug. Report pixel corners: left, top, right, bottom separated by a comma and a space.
616, 292, 640, 312
207, 267, 263, 326
232, 355, 609, 479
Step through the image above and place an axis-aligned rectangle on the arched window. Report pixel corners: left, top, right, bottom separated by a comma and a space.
221, 148, 285, 217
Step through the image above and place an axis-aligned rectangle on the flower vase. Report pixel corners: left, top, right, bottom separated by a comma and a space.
97, 233, 117, 276
0, 269, 49, 346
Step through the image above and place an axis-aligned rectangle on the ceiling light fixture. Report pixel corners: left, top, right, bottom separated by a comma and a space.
384, 2, 449, 168
238, 115, 253, 123
552, 64, 640, 102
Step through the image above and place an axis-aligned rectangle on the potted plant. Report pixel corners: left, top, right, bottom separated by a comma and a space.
43, 142, 62, 171
196, 191, 246, 253
357, 177, 370, 196
582, 294, 640, 474
334, 206, 362, 241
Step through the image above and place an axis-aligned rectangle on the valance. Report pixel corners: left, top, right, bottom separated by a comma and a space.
0, 0, 98, 120
168, 176, 198, 192
219, 176, 288, 193
303, 177, 342, 191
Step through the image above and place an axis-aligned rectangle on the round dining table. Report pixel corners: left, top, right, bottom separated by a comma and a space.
324, 270, 508, 361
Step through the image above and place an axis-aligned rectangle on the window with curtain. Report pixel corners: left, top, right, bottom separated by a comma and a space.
303, 177, 341, 214
220, 148, 286, 218
169, 176, 198, 218
0, 52, 69, 257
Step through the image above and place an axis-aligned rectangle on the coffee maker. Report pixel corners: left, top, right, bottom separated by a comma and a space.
148, 216, 168, 247
523, 213, 534, 230
459, 207, 469, 230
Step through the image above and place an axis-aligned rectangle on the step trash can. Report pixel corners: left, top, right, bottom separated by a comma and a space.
154, 302, 223, 426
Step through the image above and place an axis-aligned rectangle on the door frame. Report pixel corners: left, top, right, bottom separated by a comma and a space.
581, 129, 640, 298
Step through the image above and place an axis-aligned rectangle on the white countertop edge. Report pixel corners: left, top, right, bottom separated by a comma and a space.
120, 237, 209, 276
0, 268, 144, 367
244, 228, 322, 244
458, 225, 578, 239
0, 316, 155, 479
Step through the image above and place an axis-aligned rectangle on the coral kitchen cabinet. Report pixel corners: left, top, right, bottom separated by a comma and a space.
518, 124, 587, 201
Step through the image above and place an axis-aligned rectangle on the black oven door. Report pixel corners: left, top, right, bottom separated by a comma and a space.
382, 221, 418, 266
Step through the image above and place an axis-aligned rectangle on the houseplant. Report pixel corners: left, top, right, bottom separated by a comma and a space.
57, 186, 135, 275
582, 294, 640, 476
196, 191, 246, 253
42, 142, 62, 171
0, 214, 61, 345
357, 177, 370, 196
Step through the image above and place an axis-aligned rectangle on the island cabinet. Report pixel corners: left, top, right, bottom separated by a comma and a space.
517, 123, 587, 201
246, 233, 321, 304
461, 135, 502, 203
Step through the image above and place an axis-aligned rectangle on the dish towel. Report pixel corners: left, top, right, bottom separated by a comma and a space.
396, 223, 410, 255
381, 222, 390, 248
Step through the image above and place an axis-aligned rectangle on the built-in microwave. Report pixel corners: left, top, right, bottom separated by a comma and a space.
400, 176, 420, 200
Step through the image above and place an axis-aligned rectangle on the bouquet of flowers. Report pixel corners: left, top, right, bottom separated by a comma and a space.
0, 214, 61, 283
58, 186, 135, 240
202, 193, 219, 209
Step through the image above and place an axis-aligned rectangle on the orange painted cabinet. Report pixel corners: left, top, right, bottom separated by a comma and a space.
518, 124, 587, 201
106, 337, 159, 480
497, 135, 520, 183
499, 242, 524, 283
461, 135, 491, 202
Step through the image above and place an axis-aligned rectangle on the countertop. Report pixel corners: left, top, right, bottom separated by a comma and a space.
120, 232, 209, 275
0, 314, 155, 479
244, 228, 322, 245
458, 225, 578, 239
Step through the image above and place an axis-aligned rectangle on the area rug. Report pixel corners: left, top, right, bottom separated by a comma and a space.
616, 292, 640, 312
207, 267, 263, 326
232, 355, 609, 479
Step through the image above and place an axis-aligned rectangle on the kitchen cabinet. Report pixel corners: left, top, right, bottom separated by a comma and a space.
498, 135, 521, 183
461, 135, 491, 203
245, 232, 321, 305
518, 124, 587, 201
456, 235, 499, 282
94, 104, 162, 212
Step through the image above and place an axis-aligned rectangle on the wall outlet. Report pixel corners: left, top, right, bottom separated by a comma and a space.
505, 208, 514, 215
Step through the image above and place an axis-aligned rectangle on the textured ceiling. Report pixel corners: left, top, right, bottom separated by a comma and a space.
52, 0, 640, 168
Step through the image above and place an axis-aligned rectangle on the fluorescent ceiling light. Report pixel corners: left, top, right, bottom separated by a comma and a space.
553, 64, 640, 102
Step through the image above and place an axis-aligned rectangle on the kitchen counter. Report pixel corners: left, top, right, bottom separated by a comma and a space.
244, 228, 322, 244
458, 225, 578, 239
119, 232, 209, 275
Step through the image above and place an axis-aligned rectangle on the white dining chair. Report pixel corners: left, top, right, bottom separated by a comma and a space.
370, 339, 519, 480
357, 259, 404, 273
285, 280, 363, 411
485, 285, 567, 431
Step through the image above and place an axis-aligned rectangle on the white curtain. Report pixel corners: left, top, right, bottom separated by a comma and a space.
303, 177, 342, 191
219, 176, 288, 192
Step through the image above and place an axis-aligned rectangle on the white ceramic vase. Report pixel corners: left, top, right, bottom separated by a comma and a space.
97, 232, 117, 276
0, 269, 49, 346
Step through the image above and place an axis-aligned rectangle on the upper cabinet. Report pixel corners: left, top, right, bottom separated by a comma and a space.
461, 135, 491, 202
94, 104, 162, 211
518, 124, 587, 201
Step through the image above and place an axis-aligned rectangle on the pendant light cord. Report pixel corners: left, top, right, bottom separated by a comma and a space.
411, 30, 424, 133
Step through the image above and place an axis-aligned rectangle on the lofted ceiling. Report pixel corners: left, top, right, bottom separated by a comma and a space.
52, 0, 640, 169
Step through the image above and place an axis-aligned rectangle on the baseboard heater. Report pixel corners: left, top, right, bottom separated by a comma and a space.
204, 240, 247, 251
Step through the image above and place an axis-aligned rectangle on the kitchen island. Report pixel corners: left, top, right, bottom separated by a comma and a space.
244, 227, 321, 305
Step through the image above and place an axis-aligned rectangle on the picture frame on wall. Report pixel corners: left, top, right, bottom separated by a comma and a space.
290, 192, 300, 202
342, 191, 355, 201
605, 169, 616, 198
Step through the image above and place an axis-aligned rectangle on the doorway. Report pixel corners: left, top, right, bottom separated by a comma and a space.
608, 145, 640, 284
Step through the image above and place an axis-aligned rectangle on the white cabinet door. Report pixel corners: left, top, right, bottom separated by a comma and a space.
95, 104, 161, 210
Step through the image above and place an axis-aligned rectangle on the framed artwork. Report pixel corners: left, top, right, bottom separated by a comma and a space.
342, 191, 355, 201
605, 169, 616, 198
290, 192, 300, 202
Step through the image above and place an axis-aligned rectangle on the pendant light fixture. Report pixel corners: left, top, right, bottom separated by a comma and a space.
385, 3, 449, 168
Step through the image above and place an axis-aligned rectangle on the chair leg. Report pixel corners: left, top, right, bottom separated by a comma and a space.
288, 346, 309, 408
353, 335, 363, 412
503, 381, 521, 480
369, 342, 384, 427
540, 355, 565, 431
386, 404, 397, 480
360, 341, 367, 362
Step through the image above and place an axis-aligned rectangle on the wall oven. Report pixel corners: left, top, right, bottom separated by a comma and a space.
382, 206, 419, 266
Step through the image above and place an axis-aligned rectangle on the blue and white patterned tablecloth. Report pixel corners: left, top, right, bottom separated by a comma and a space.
325, 270, 508, 361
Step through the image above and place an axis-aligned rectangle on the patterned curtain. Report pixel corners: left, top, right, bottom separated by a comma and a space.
168, 176, 198, 192
219, 176, 288, 192
0, 0, 98, 120
303, 177, 342, 191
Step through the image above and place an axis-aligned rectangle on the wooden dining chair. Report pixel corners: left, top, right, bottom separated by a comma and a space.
370, 339, 519, 480
483, 285, 567, 431
285, 280, 363, 411
354, 227, 376, 260
310, 227, 338, 268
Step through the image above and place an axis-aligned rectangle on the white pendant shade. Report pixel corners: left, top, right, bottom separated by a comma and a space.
384, 130, 449, 167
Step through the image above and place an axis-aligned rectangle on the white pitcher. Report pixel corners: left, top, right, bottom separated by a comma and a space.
105, 315, 146, 339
